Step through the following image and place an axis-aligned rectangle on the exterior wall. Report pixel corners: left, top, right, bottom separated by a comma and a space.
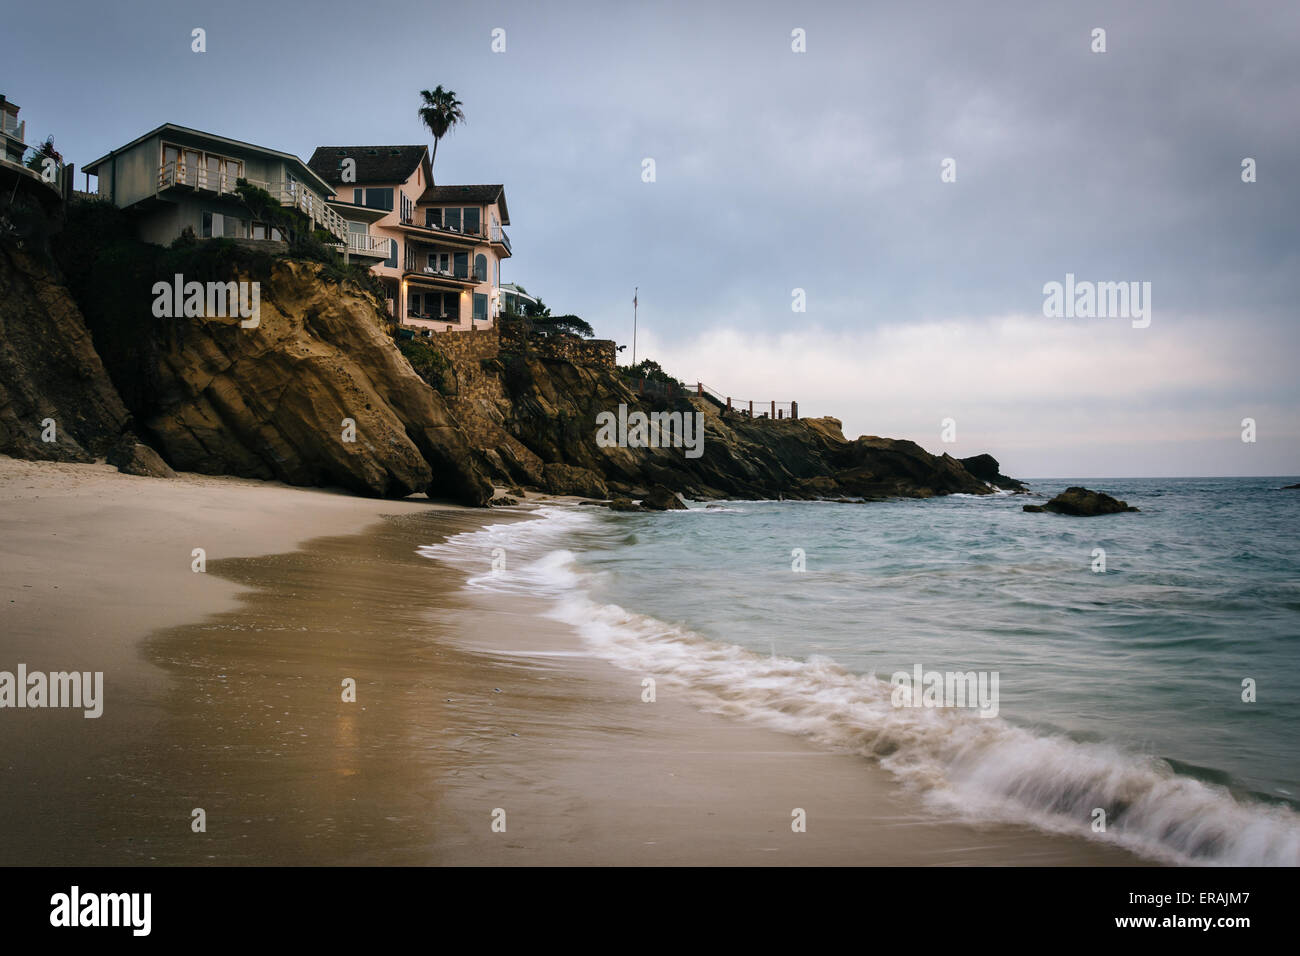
345, 162, 507, 332
95, 133, 161, 207
499, 322, 617, 370
92, 129, 334, 247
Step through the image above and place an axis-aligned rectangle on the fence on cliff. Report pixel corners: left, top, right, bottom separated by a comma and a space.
622, 376, 798, 421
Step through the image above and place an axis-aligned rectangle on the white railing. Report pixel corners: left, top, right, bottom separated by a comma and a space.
158, 160, 241, 195
157, 163, 348, 240
11, 146, 64, 192
346, 232, 388, 257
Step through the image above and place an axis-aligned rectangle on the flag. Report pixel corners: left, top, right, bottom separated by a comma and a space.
633, 288, 637, 309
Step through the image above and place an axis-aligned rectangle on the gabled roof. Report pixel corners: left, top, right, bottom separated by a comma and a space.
83, 123, 334, 195
307, 145, 428, 187
419, 184, 509, 225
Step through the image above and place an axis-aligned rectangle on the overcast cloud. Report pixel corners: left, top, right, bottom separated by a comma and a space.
8, 0, 1297, 476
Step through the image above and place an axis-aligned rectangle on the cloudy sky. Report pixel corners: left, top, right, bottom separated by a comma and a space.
9, 0, 1298, 477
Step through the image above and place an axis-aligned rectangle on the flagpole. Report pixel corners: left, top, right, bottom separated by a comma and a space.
632, 286, 638, 368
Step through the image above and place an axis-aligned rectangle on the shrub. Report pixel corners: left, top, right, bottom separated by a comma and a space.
397, 337, 452, 393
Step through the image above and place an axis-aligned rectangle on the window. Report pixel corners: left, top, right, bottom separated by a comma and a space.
425, 207, 441, 228
473, 293, 488, 321
408, 292, 421, 315
363, 188, 394, 211
384, 238, 398, 269
348, 220, 367, 235
444, 207, 461, 232
400, 191, 412, 222
474, 254, 488, 282
463, 207, 480, 236
353, 189, 363, 204
453, 252, 468, 279
201, 211, 224, 238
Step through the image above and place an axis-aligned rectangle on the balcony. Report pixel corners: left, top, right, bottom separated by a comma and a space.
1, 144, 64, 193
342, 231, 389, 258
491, 226, 511, 256
403, 247, 485, 284
398, 217, 487, 245
156, 162, 348, 240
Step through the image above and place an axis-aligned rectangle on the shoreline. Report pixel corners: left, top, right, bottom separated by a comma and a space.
0, 456, 1140, 865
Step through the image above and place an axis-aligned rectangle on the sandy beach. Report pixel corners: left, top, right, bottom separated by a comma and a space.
0, 455, 1140, 865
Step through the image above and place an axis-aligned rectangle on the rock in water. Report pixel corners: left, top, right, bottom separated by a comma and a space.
641, 485, 687, 510
107, 437, 177, 478
1024, 486, 1138, 516
959, 453, 1027, 491
608, 498, 643, 512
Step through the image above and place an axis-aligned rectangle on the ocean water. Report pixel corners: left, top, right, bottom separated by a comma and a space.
420, 477, 1300, 865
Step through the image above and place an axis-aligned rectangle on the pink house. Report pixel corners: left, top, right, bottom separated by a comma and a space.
307, 144, 511, 332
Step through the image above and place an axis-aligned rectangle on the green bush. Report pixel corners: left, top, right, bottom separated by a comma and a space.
397, 337, 452, 393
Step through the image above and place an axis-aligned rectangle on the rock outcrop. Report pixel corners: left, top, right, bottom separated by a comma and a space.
959, 453, 1027, 492
459, 349, 1001, 501
0, 243, 129, 461
15, 198, 1023, 508
641, 485, 687, 510
48, 206, 494, 504
1024, 487, 1138, 516
136, 261, 492, 502
106, 436, 177, 478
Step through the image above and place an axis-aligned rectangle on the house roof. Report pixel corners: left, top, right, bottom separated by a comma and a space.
83, 123, 333, 195
326, 198, 389, 223
307, 145, 428, 187
420, 184, 509, 224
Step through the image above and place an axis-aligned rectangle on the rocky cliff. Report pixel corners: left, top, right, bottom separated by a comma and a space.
3, 197, 1020, 507
135, 259, 493, 503
455, 348, 1003, 501
0, 242, 130, 461
4, 199, 493, 504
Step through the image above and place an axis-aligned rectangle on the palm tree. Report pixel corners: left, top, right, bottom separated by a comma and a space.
417, 87, 466, 176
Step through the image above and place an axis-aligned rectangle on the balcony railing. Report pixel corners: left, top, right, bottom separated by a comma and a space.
491, 226, 511, 255
157, 162, 347, 240
409, 217, 489, 241
6, 145, 64, 192
345, 232, 389, 257
403, 247, 487, 282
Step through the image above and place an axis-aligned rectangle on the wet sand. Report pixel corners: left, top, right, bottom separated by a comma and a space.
0, 456, 1140, 865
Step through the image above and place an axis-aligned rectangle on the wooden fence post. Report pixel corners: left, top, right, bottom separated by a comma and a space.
771, 400, 775, 418
791, 401, 798, 420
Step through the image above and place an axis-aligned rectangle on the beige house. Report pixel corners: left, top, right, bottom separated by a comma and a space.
83, 124, 348, 248
307, 145, 511, 331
